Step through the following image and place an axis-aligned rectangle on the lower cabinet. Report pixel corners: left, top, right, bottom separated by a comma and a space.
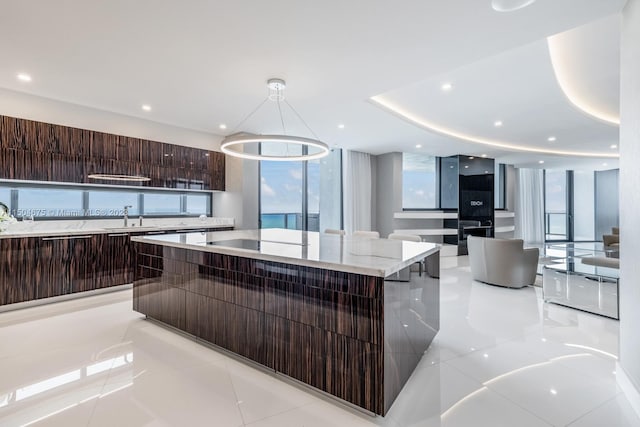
0, 233, 133, 306
0, 237, 41, 304
0, 227, 233, 307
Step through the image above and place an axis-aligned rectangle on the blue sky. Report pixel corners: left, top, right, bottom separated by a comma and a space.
260, 161, 320, 214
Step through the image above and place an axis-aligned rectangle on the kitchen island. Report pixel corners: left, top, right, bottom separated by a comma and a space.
131, 228, 440, 416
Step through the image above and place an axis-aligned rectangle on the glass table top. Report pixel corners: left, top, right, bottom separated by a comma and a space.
544, 242, 618, 260
544, 260, 619, 280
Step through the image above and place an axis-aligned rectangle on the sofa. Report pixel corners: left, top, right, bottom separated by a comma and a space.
467, 235, 539, 288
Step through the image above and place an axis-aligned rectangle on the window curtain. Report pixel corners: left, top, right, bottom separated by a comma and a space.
342, 150, 372, 234
515, 168, 545, 246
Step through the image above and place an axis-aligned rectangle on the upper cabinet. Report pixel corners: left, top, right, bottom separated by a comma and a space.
0, 115, 225, 191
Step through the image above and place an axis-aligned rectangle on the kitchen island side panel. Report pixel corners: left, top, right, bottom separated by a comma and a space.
132, 241, 439, 415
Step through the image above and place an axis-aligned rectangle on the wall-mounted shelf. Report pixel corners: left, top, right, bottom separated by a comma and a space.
394, 212, 458, 219
393, 228, 458, 236
495, 211, 515, 218
495, 225, 516, 233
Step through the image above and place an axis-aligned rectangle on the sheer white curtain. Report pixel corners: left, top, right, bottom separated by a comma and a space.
515, 168, 545, 246
342, 150, 372, 234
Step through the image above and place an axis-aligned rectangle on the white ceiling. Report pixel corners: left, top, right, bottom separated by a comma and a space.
0, 0, 627, 168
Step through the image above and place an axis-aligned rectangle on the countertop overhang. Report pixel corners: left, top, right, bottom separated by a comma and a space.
131, 228, 440, 277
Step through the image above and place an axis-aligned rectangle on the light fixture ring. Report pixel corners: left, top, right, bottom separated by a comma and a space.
219, 78, 331, 161
220, 133, 330, 162
87, 174, 151, 182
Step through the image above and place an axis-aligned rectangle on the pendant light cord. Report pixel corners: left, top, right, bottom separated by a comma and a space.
228, 80, 320, 142
284, 99, 320, 140
277, 98, 286, 135
230, 96, 269, 133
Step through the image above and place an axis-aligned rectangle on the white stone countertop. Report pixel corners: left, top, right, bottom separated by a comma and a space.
0, 217, 234, 239
131, 228, 440, 277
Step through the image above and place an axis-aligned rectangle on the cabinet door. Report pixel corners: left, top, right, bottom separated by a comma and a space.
93, 233, 133, 289
0, 237, 41, 305
37, 237, 72, 299
69, 235, 96, 293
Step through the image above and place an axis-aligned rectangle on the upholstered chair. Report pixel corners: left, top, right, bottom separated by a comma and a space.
467, 235, 539, 288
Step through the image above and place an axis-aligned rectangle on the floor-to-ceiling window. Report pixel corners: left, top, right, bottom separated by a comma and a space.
544, 169, 569, 241
259, 160, 304, 229
573, 170, 595, 241
402, 154, 437, 209
259, 147, 341, 232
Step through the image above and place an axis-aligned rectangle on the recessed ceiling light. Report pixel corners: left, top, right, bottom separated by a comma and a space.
548, 136, 556, 142
141, 105, 152, 112
550, 388, 557, 395
464, 165, 469, 168
219, 124, 227, 130
610, 144, 618, 149
441, 82, 453, 91
494, 120, 503, 127
468, 156, 474, 160
17, 73, 32, 82
415, 144, 422, 148
492, 0, 537, 13
338, 124, 345, 129
603, 163, 608, 167
538, 160, 545, 164
481, 154, 487, 158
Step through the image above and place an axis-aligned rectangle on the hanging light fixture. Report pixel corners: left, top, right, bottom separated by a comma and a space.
220, 78, 330, 161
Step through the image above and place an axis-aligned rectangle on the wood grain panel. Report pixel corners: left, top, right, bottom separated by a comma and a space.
0, 237, 41, 304
132, 243, 391, 415
264, 314, 383, 414
134, 267, 186, 330
195, 295, 265, 363
264, 278, 383, 344
0, 114, 225, 190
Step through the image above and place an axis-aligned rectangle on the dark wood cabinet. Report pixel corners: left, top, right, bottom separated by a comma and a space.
0, 237, 40, 304
0, 115, 225, 190
0, 235, 120, 305
93, 233, 134, 290
0, 227, 234, 308
38, 237, 73, 299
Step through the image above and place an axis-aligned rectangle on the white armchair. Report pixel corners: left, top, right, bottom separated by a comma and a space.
467, 236, 539, 288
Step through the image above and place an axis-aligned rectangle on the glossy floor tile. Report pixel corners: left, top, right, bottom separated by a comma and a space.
1, 256, 639, 426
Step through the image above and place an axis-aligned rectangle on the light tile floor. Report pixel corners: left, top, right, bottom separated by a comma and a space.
0, 256, 638, 427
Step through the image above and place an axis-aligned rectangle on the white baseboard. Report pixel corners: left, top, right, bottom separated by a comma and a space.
616, 362, 640, 418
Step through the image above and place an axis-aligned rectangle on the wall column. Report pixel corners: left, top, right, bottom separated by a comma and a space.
618, 0, 640, 416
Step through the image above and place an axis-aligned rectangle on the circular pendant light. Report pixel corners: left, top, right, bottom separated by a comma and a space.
87, 174, 151, 182
219, 79, 330, 162
491, 0, 536, 12
221, 133, 329, 161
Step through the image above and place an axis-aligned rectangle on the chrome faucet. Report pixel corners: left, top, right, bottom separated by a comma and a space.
123, 205, 132, 227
